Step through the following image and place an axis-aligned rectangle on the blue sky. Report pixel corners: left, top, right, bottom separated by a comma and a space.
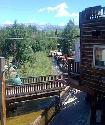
0, 0, 105, 26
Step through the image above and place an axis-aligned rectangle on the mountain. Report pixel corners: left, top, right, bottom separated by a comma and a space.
26, 23, 65, 31
1, 23, 65, 31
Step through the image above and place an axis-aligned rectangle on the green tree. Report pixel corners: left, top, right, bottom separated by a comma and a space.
1, 21, 34, 65
0, 20, 64, 65
59, 20, 80, 55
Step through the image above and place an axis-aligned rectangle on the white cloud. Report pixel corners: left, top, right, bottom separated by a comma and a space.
39, 8, 46, 12
39, 2, 70, 17
38, 2, 79, 25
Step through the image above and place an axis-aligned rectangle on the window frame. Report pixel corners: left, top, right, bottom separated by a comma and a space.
93, 45, 105, 69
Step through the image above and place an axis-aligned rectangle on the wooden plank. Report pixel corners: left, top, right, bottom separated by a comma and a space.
81, 37, 105, 41
81, 42, 102, 45
90, 93, 97, 125
81, 48, 93, 52
6, 90, 60, 105
81, 46, 93, 49
0, 57, 6, 125
83, 21, 105, 27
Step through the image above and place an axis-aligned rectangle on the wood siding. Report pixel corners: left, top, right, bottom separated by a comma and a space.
79, 6, 105, 92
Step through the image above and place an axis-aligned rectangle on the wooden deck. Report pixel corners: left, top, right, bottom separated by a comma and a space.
6, 58, 95, 109
6, 59, 81, 106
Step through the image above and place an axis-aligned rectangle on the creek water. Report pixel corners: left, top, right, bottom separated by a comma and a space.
51, 57, 62, 75
7, 96, 56, 118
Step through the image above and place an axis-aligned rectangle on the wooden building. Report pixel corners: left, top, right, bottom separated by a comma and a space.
80, 5, 105, 91
79, 6, 105, 124
65, 6, 105, 124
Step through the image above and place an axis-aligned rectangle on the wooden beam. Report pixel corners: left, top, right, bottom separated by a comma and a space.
101, 96, 105, 125
0, 57, 6, 125
6, 90, 60, 105
90, 92, 97, 125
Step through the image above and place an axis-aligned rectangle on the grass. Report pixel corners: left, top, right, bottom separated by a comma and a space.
0, 111, 42, 125
0, 107, 55, 125
19, 51, 53, 77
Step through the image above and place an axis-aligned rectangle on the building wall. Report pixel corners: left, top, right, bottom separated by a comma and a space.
79, 6, 105, 92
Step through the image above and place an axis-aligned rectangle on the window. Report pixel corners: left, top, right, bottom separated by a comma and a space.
93, 45, 105, 68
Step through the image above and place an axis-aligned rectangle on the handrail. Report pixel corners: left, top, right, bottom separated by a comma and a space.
20, 74, 64, 84
6, 74, 67, 99
6, 80, 66, 98
6, 62, 80, 100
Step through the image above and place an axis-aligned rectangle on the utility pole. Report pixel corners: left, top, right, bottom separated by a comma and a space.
0, 57, 6, 125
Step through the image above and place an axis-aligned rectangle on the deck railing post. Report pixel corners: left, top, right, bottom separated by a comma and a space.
0, 57, 6, 125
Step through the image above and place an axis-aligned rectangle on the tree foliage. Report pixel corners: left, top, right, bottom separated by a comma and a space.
0, 21, 59, 65
0, 20, 80, 64
1, 21, 34, 65
58, 20, 80, 55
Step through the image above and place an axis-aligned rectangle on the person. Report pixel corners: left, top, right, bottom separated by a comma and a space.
12, 74, 22, 85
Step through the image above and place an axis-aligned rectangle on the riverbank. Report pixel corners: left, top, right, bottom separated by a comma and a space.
4, 96, 57, 125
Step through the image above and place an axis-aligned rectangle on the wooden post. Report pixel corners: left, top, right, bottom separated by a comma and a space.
0, 57, 6, 125
45, 108, 48, 125
90, 93, 97, 125
68, 59, 70, 76
101, 96, 105, 125
55, 93, 60, 113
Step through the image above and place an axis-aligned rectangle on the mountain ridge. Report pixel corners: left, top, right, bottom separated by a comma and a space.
0, 23, 65, 31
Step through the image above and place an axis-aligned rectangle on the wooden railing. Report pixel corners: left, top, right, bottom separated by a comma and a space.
6, 75, 67, 99
68, 59, 80, 80
5, 63, 80, 104
20, 75, 64, 84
